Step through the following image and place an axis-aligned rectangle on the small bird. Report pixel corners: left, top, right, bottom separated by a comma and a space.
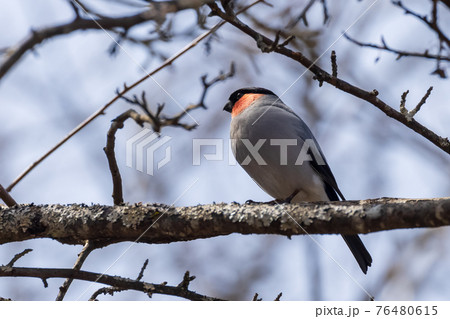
223, 87, 372, 274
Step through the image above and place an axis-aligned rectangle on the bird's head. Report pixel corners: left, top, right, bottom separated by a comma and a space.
223, 87, 276, 118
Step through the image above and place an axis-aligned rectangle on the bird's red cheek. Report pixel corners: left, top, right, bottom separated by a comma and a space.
231, 94, 264, 118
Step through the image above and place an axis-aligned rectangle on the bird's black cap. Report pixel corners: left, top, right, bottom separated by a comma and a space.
223, 87, 276, 112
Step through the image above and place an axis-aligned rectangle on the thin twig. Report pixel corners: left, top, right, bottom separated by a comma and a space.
286, 0, 317, 28
103, 109, 155, 205
344, 34, 450, 62
88, 285, 125, 300
56, 240, 96, 301
331, 50, 337, 77
89, 258, 150, 300
5, 0, 263, 193
252, 293, 262, 301
177, 271, 196, 290
0, 184, 17, 207
70, 0, 101, 19
136, 259, 149, 281
67, 0, 81, 18
190, 62, 235, 109
399, 87, 434, 121
105, 111, 136, 205
410, 86, 433, 117
321, 0, 329, 24
5, 249, 33, 267
399, 90, 409, 115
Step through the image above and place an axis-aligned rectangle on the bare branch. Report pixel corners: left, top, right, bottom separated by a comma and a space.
103, 106, 195, 205
103, 65, 234, 204
197, 62, 235, 109
103, 109, 148, 205
0, 2, 203, 80
392, 0, 450, 48
346, 1, 450, 78
0, 198, 448, 245
344, 34, 450, 62
137, 259, 149, 281
89, 258, 150, 300
67, 0, 82, 19
177, 271, 196, 290
56, 240, 96, 301
0, 266, 223, 301
399, 90, 409, 115
440, 0, 450, 9
4, 0, 262, 193
256, 31, 294, 53
89, 286, 124, 301
5, 249, 33, 267
399, 87, 434, 121
321, 0, 330, 24
252, 293, 262, 301
0, 184, 17, 207
410, 86, 434, 118
118, 93, 197, 132
207, 4, 450, 155
331, 50, 337, 77
286, 0, 317, 28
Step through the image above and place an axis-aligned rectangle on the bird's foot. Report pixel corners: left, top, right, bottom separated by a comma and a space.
245, 199, 280, 205
277, 189, 300, 204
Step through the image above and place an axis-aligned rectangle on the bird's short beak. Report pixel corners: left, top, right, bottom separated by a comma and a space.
223, 101, 232, 113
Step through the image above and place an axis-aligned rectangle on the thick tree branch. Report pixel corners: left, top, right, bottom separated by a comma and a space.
0, 198, 448, 245
208, 4, 450, 155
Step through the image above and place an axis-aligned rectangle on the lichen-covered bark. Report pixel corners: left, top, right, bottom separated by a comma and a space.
0, 197, 449, 245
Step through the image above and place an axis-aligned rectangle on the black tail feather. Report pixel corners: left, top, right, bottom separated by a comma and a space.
323, 183, 372, 274
341, 234, 372, 274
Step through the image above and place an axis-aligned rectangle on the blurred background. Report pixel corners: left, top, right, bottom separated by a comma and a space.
0, 0, 449, 300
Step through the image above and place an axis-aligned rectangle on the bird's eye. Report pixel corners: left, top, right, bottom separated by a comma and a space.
237, 93, 243, 99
